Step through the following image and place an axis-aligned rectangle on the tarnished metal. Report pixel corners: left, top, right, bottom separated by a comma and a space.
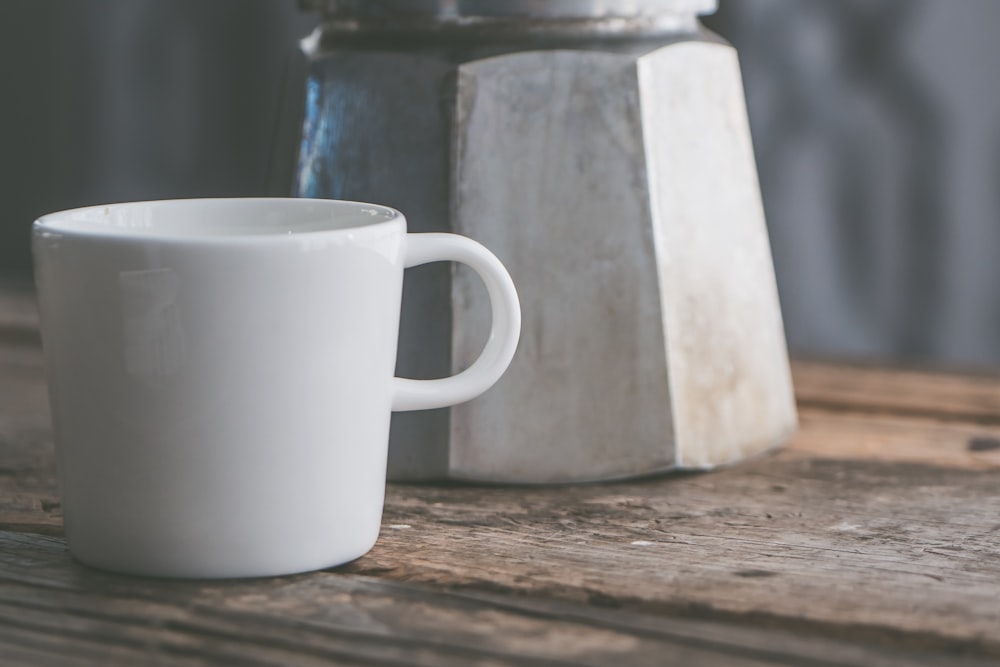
299, 0, 717, 20
292, 0, 796, 482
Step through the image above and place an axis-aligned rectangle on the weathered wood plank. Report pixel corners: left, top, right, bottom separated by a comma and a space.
18, 445, 1000, 656
339, 457, 1000, 657
0, 358, 57, 536
792, 359, 1000, 423
787, 407, 1000, 470
0, 531, 990, 667
0, 281, 37, 332
3, 354, 1000, 656
5, 286, 1000, 662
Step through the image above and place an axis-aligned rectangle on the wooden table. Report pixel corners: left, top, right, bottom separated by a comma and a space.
2, 283, 1000, 666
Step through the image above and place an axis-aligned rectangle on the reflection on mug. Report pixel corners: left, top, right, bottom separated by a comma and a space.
119, 268, 185, 379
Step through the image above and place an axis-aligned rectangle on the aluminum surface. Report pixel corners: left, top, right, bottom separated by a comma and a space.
293, 8, 796, 482
300, 0, 717, 20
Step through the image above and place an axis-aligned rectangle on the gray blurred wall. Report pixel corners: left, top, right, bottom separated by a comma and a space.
1, 0, 998, 370
0, 0, 313, 276
706, 0, 1000, 369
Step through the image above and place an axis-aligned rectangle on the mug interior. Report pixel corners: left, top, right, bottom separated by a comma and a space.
34, 198, 400, 239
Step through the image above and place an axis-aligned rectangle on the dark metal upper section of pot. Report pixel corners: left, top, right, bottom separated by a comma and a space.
299, 0, 718, 19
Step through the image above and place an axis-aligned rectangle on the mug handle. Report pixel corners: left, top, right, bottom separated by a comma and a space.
392, 233, 521, 412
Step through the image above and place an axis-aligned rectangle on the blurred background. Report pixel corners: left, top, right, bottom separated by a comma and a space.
1, 0, 998, 370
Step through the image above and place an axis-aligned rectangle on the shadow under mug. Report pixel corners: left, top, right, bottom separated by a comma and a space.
32, 198, 520, 578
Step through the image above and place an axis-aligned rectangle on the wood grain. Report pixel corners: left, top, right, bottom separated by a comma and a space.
341, 458, 1000, 655
0, 281, 37, 332
0, 530, 991, 667
5, 285, 1000, 664
0, 344, 56, 536
788, 407, 1000, 469
0, 286, 53, 538
792, 359, 1000, 424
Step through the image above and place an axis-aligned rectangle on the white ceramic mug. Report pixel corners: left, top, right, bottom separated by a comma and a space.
32, 198, 520, 578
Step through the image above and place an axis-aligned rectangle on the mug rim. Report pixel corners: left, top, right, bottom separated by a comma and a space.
33, 197, 404, 244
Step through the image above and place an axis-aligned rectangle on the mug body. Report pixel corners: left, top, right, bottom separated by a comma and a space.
32, 198, 406, 578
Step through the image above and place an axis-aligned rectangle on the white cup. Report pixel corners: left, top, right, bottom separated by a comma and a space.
32, 198, 520, 578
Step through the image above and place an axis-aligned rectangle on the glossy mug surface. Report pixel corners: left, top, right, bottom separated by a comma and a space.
32, 198, 520, 578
